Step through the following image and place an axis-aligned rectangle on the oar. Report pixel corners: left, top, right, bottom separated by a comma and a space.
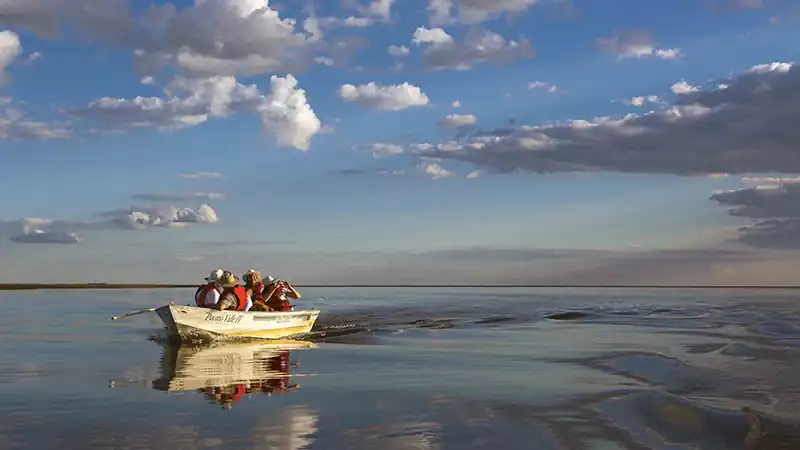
110, 307, 159, 321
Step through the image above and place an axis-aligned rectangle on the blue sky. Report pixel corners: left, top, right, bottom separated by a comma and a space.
1, 0, 800, 284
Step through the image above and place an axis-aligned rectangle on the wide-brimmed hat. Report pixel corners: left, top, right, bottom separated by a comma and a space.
243, 269, 262, 282
219, 273, 240, 288
205, 269, 224, 282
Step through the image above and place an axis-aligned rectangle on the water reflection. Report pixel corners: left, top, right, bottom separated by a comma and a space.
152, 340, 314, 409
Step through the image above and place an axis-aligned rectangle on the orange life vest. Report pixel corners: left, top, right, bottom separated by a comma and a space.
265, 283, 291, 312
195, 284, 217, 307
220, 285, 248, 311
248, 282, 265, 302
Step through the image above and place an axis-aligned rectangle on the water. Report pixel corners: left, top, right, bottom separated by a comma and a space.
1, 287, 799, 449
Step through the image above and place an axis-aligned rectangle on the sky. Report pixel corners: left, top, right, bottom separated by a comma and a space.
1, 0, 800, 285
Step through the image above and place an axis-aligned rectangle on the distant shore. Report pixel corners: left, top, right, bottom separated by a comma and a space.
0, 283, 798, 291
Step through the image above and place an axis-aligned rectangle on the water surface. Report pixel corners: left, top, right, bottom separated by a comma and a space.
1, 287, 798, 449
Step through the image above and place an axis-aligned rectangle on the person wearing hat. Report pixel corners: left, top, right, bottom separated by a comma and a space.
255, 275, 302, 312
194, 269, 223, 308
214, 272, 249, 311
242, 269, 265, 308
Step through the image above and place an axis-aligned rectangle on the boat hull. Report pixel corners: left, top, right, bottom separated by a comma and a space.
155, 304, 320, 342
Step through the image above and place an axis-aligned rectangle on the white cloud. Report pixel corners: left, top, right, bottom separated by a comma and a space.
0, 0, 320, 78
180, 172, 224, 179
419, 160, 453, 179
420, 61, 800, 176
131, 192, 228, 202
68, 73, 321, 150
23, 51, 42, 65
426, 0, 543, 25
388, 45, 410, 57
451, 100, 461, 108
710, 183, 800, 248
671, 80, 699, 94
111, 204, 219, 230
258, 74, 321, 151
0, 30, 21, 85
597, 30, 683, 60
367, 143, 404, 158
361, 0, 395, 20
437, 113, 477, 130
656, 48, 685, 60
528, 81, 560, 93
10, 228, 79, 244
338, 82, 430, 111
622, 95, 660, 106
411, 27, 532, 71
1, 98, 71, 141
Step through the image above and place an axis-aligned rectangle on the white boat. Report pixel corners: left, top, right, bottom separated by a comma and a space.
154, 304, 321, 343
152, 339, 315, 393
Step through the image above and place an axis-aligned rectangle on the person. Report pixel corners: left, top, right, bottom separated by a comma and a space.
242, 269, 265, 311
256, 275, 301, 312
195, 269, 223, 308
214, 272, 249, 311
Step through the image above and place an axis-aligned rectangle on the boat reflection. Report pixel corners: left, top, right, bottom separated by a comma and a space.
152, 339, 315, 409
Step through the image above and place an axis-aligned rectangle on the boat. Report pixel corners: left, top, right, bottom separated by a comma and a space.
154, 304, 321, 343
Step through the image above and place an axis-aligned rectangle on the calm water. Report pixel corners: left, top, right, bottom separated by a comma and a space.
1, 287, 799, 449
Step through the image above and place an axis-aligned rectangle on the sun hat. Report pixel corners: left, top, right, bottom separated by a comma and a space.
219, 273, 240, 288
205, 269, 224, 283
243, 269, 262, 282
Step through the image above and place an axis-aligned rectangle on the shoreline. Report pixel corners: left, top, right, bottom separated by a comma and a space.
0, 283, 798, 291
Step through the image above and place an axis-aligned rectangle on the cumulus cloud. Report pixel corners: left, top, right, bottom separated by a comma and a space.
365, 143, 404, 158
0, 0, 326, 78
387, 45, 409, 57
711, 182, 800, 248
10, 228, 79, 244
437, 113, 477, 130
622, 95, 661, 106
68, 73, 321, 150
411, 27, 532, 71
420, 61, 800, 176
338, 82, 430, 111
426, 0, 544, 25
671, 80, 699, 94
528, 81, 560, 93
597, 30, 683, 60
111, 204, 219, 230
1, 98, 71, 141
131, 192, 228, 202
22, 51, 41, 66
0, 30, 21, 85
418, 159, 453, 179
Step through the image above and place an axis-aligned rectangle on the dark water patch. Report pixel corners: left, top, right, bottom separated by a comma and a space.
544, 311, 596, 321
470, 316, 518, 325
579, 352, 739, 394
596, 391, 800, 450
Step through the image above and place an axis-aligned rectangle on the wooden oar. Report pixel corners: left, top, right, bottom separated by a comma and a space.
110, 307, 159, 321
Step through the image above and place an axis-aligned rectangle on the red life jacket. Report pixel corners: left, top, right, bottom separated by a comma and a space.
195, 284, 217, 307
221, 285, 248, 311
265, 284, 291, 312
249, 282, 265, 302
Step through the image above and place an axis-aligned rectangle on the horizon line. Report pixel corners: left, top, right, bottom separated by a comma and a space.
0, 283, 798, 291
